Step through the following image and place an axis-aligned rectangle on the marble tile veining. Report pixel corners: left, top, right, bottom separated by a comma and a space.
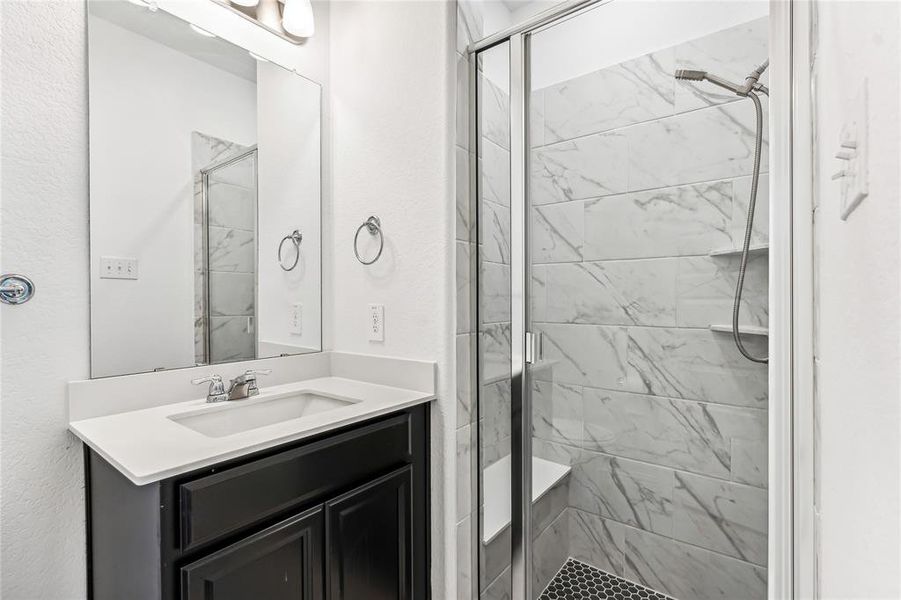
456, 146, 472, 241
532, 202, 584, 263
732, 171, 770, 247
624, 526, 767, 600
568, 509, 627, 576
543, 49, 675, 143
674, 17, 769, 112
457, 241, 473, 334
676, 254, 768, 328
582, 388, 766, 481
480, 200, 511, 265
532, 380, 583, 446
626, 100, 769, 192
625, 326, 768, 408
209, 316, 254, 363
481, 138, 511, 208
480, 261, 512, 324
544, 259, 678, 326
457, 424, 473, 521
582, 182, 733, 260
480, 322, 511, 385
208, 226, 255, 273
479, 73, 510, 151
672, 471, 768, 566
456, 334, 474, 426
536, 323, 629, 389
208, 271, 254, 317
207, 181, 255, 231
531, 133, 629, 206
532, 510, 570, 597
570, 450, 674, 536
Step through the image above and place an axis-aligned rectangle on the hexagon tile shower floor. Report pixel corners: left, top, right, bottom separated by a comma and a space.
538, 559, 674, 600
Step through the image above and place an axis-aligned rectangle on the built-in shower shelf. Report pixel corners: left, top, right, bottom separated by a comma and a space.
709, 324, 769, 337
482, 455, 571, 544
708, 244, 769, 257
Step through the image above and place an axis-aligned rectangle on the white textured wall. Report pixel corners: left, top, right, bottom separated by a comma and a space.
328, 1, 455, 596
1, 1, 91, 597
811, 2, 900, 598
0, 1, 330, 597
257, 64, 322, 354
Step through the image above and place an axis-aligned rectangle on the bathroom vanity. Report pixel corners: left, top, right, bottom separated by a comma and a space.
70, 356, 436, 600
85, 404, 428, 600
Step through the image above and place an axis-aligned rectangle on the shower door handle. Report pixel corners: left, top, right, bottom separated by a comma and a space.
525, 331, 541, 364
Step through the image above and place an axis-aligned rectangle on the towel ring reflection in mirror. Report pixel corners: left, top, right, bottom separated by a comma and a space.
278, 230, 303, 271
354, 216, 383, 265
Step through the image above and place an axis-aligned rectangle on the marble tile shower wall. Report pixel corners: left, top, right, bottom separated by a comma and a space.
455, 3, 480, 599
529, 17, 770, 600
192, 132, 257, 365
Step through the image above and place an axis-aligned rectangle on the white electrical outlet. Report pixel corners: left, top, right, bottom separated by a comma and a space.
290, 303, 303, 336
100, 256, 138, 280
368, 304, 384, 342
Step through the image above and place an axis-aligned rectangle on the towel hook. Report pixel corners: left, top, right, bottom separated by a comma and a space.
278, 230, 303, 271
354, 216, 384, 265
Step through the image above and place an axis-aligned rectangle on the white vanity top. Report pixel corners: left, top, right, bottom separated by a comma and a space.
68, 352, 436, 486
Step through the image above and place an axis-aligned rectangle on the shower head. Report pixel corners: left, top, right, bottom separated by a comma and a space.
674, 59, 770, 97
673, 69, 707, 81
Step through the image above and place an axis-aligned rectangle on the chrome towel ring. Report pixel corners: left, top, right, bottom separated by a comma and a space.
278, 230, 303, 271
354, 216, 384, 265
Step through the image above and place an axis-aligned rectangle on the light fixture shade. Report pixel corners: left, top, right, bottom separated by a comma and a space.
282, 0, 315, 37
230, 0, 259, 6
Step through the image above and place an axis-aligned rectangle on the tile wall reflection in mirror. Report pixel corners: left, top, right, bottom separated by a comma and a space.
88, 0, 322, 378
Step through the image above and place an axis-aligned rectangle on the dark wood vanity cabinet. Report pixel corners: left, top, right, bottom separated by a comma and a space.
85, 405, 429, 600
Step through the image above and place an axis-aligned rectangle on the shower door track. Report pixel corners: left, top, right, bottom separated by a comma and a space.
465, 2, 814, 599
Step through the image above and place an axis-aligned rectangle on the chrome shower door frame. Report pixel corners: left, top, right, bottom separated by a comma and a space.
467, 1, 809, 599
200, 146, 259, 365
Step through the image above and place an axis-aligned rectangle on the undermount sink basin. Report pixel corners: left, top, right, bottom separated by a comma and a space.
170, 392, 358, 438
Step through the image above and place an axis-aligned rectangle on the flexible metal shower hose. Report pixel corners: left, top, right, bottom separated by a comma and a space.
733, 91, 767, 364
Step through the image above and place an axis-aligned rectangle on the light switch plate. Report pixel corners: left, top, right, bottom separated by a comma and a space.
837, 80, 869, 220
368, 304, 384, 342
100, 256, 138, 280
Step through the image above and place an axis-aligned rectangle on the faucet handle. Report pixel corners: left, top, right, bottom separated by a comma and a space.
191, 374, 228, 403
238, 369, 271, 385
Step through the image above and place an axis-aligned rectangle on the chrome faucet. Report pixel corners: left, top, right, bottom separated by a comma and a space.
191, 374, 228, 403
227, 369, 271, 401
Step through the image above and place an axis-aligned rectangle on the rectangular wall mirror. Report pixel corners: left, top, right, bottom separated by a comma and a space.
88, 0, 322, 378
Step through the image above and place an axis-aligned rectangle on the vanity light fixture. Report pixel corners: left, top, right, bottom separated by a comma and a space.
189, 23, 217, 38
281, 0, 315, 38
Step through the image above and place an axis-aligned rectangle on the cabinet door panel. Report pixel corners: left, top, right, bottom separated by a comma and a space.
325, 466, 413, 600
181, 506, 323, 600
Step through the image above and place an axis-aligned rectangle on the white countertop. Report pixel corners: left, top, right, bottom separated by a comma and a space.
69, 376, 434, 486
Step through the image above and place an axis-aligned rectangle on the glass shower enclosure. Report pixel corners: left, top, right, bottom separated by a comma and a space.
472, 2, 770, 599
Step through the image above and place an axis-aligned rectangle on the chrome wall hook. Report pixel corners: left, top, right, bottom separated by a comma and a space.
0, 274, 35, 305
